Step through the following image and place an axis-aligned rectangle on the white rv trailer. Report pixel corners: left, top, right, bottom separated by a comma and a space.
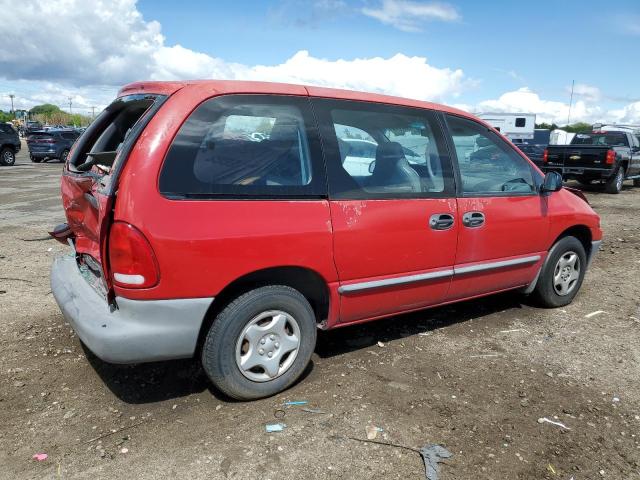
550, 129, 576, 145
478, 113, 536, 141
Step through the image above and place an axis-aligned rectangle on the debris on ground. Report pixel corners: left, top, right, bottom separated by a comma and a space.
265, 423, 286, 433
32, 453, 48, 462
420, 444, 452, 480
377, 341, 385, 347
537, 417, 571, 430
585, 310, 606, 318
365, 425, 384, 440
301, 408, 326, 414
283, 401, 308, 406
342, 436, 452, 480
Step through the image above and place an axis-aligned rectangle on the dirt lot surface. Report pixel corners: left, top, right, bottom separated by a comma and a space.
1, 140, 640, 479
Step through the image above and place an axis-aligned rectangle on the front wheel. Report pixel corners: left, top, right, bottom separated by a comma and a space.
533, 236, 587, 308
201, 285, 317, 400
0, 147, 15, 166
605, 168, 624, 194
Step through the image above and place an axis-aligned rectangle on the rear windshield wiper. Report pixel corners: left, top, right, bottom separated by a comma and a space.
76, 151, 117, 172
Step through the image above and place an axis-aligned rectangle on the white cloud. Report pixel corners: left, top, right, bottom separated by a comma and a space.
361, 0, 460, 32
0, 0, 468, 112
242, 51, 467, 100
571, 83, 601, 102
475, 87, 603, 125
608, 102, 640, 124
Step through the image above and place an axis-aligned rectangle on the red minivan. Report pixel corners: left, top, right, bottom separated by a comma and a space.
51, 80, 602, 400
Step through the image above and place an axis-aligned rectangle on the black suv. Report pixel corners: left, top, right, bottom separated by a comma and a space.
27, 129, 80, 163
0, 123, 21, 166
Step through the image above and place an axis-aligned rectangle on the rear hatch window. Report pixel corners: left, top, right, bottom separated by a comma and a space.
60, 94, 166, 293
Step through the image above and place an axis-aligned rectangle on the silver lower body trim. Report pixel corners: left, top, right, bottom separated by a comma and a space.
338, 269, 453, 294
339, 255, 541, 295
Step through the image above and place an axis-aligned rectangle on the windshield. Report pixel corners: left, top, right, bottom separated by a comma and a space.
572, 133, 629, 147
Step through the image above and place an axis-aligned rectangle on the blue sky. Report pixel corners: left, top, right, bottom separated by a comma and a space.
1, 0, 639, 123
138, 0, 639, 107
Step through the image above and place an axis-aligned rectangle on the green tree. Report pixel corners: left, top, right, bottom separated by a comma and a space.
561, 122, 592, 133
535, 122, 558, 131
0, 110, 15, 123
29, 104, 62, 116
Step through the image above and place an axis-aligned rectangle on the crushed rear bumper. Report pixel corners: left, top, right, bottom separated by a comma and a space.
51, 255, 213, 364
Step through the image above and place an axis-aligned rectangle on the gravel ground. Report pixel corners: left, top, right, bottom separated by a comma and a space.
1, 140, 640, 479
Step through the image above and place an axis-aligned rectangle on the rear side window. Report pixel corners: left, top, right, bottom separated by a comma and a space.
160, 95, 325, 198
312, 98, 455, 199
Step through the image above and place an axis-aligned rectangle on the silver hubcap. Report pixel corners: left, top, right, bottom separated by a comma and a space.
616, 171, 623, 190
553, 251, 580, 296
3, 150, 14, 163
235, 310, 301, 382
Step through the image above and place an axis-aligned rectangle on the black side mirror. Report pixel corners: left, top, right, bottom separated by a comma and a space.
540, 171, 563, 195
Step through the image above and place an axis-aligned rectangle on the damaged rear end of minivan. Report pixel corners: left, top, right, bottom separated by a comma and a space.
50, 82, 211, 364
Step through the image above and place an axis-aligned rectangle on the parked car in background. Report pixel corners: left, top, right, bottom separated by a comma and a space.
542, 130, 640, 193
27, 129, 81, 163
0, 122, 21, 166
50, 80, 602, 400
23, 121, 43, 137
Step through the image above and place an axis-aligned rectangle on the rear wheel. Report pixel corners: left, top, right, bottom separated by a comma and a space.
605, 168, 624, 194
201, 285, 317, 400
0, 147, 15, 166
533, 236, 586, 308
60, 149, 70, 163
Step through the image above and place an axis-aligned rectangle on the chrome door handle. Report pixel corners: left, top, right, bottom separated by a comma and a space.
462, 211, 485, 228
429, 213, 455, 230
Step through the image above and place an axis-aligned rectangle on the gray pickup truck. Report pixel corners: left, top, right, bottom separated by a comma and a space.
542, 131, 640, 193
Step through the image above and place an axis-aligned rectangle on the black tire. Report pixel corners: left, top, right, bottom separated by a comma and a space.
30, 155, 42, 163
60, 149, 70, 163
605, 168, 624, 194
201, 285, 317, 400
533, 236, 587, 308
0, 147, 15, 166
633, 178, 640, 188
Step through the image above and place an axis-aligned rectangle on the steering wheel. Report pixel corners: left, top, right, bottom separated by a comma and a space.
501, 178, 531, 192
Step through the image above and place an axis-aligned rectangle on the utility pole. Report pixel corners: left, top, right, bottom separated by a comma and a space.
566, 79, 575, 126
68, 96, 73, 116
8, 94, 15, 113
91, 106, 95, 119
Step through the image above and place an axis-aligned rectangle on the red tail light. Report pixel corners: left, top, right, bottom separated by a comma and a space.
606, 149, 616, 165
543, 148, 548, 163
108, 222, 159, 288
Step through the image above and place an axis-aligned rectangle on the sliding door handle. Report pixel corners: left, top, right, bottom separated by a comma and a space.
429, 213, 455, 230
462, 211, 485, 228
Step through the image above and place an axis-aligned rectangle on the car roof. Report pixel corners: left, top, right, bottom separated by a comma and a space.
117, 80, 475, 120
